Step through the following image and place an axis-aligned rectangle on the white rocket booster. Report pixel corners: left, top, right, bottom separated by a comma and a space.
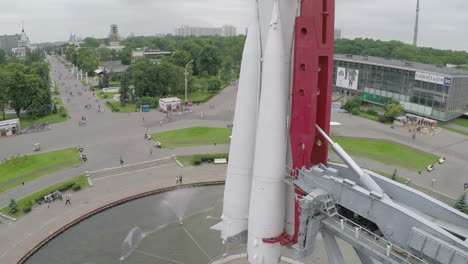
247, 1, 288, 263
219, 1, 261, 241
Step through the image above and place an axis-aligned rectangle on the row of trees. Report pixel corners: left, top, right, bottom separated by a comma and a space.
343, 97, 404, 122
122, 35, 245, 81
0, 50, 52, 119
336, 38, 468, 67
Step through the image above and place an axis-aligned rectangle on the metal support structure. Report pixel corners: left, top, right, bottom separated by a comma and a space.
322, 230, 346, 264
355, 247, 375, 264
289, 0, 335, 244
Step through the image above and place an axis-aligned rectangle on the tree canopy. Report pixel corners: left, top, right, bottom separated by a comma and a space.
335, 38, 468, 66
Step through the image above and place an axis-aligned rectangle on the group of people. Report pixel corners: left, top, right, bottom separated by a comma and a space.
176, 175, 183, 184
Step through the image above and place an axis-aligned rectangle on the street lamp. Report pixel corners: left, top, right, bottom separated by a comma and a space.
184, 59, 194, 103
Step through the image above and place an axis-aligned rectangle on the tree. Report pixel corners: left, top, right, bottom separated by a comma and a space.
454, 192, 468, 214
83, 37, 101, 48
120, 47, 132, 65
170, 50, 192, 67
102, 72, 110, 88
0, 49, 7, 65
342, 97, 362, 112
220, 57, 233, 83
9, 199, 18, 214
198, 45, 222, 76
384, 100, 404, 122
0, 70, 8, 120
76, 49, 99, 76
119, 72, 130, 104
207, 76, 222, 93
7, 71, 38, 118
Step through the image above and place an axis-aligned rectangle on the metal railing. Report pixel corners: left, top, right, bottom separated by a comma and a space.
327, 214, 429, 264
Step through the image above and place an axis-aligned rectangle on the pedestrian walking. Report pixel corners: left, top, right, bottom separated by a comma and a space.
431, 177, 436, 188
120, 157, 124, 165
464, 182, 468, 191
160, 120, 163, 127
179, 175, 183, 184
22, 182, 25, 186
176, 175, 180, 184
150, 148, 153, 155
65, 194, 71, 205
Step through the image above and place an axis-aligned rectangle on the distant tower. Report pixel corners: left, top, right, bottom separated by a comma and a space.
109, 24, 120, 46
413, 0, 420, 46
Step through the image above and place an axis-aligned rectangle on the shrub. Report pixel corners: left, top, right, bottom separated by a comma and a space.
58, 182, 75, 192
23, 206, 32, 213
192, 157, 202, 166
342, 97, 362, 112
58, 106, 67, 117
190, 153, 229, 166
378, 115, 387, 123
72, 184, 81, 191
351, 108, 360, 116
366, 108, 378, 116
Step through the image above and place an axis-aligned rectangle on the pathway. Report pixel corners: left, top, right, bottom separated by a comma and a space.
0, 163, 228, 264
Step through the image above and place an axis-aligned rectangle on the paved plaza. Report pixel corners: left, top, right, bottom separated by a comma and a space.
0, 57, 468, 263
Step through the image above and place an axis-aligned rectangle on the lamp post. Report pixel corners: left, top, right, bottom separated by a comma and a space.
184, 60, 194, 104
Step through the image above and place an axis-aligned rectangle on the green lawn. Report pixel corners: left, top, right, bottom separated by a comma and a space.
105, 102, 139, 113
152, 127, 232, 148
440, 125, 468, 136
97, 92, 119, 99
177, 153, 229, 166
0, 148, 82, 193
0, 107, 69, 128
357, 112, 379, 121
109, 81, 121, 87
178, 92, 215, 104
332, 137, 439, 172
1, 175, 88, 218
52, 98, 63, 105
451, 118, 468, 128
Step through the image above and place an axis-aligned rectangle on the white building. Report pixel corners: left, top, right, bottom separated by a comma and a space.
11, 27, 30, 58
159, 97, 181, 112
0, 119, 20, 137
175, 25, 237, 37
222, 25, 237, 37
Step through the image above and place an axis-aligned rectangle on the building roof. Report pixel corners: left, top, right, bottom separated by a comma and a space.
334, 54, 468, 76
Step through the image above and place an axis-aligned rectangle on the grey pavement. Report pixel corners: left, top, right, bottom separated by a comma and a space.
0, 162, 228, 264
0, 56, 235, 207
330, 112, 468, 197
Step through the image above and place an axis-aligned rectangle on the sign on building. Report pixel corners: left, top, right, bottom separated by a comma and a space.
415, 72, 452, 86
336, 67, 359, 90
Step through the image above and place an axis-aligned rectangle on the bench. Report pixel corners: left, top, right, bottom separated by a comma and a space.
214, 158, 227, 164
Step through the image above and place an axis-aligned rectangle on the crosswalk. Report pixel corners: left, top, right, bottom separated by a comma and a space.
88, 157, 176, 179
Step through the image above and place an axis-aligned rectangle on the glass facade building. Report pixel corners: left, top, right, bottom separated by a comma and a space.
333, 54, 468, 121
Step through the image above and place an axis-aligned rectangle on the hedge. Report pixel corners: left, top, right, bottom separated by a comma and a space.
190, 153, 229, 166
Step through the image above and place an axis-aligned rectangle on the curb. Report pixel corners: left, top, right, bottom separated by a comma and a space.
0, 212, 16, 222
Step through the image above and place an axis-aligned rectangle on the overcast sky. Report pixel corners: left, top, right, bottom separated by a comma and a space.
0, 0, 466, 51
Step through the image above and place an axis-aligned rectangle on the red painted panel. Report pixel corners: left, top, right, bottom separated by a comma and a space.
290, 0, 335, 243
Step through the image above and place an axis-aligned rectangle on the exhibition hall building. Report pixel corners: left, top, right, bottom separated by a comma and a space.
333, 54, 468, 121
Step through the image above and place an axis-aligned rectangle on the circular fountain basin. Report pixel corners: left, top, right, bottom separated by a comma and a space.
24, 184, 360, 264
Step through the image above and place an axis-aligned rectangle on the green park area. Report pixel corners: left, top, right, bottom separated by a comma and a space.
1, 175, 88, 218
97, 92, 119, 100
332, 137, 439, 172
52, 98, 63, 105
451, 118, 468, 128
152, 126, 232, 148
0, 106, 69, 128
440, 125, 468, 136
0, 148, 82, 193
105, 101, 139, 113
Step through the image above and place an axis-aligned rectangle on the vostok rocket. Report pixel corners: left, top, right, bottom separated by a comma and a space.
216, 0, 335, 263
